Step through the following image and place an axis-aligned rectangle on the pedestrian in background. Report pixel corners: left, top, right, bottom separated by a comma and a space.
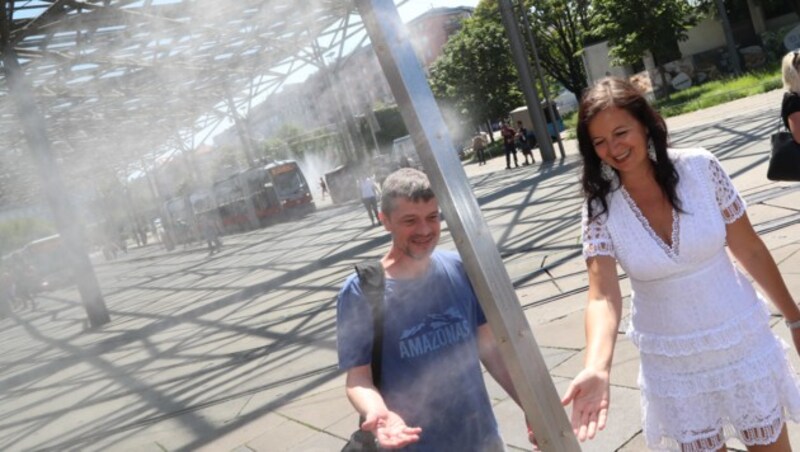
781, 50, 800, 144
320, 177, 328, 200
359, 175, 380, 227
515, 120, 534, 166
472, 133, 487, 166
563, 77, 800, 451
501, 121, 519, 169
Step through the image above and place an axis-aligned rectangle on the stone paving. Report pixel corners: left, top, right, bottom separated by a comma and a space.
0, 88, 799, 451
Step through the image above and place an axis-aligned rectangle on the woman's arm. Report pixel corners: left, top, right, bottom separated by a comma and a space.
583, 255, 624, 374
561, 255, 623, 441
726, 213, 799, 322
788, 110, 800, 144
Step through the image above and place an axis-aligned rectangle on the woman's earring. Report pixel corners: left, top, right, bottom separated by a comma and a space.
648, 138, 657, 161
601, 162, 616, 181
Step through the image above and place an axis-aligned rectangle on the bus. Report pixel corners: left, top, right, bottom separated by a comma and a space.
21, 235, 73, 291
214, 160, 314, 232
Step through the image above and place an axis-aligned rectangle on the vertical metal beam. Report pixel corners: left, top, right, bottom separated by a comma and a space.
223, 85, 257, 168
498, 0, 556, 162
1, 6, 109, 328
517, 0, 565, 159
354, 1, 579, 450
715, 0, 742, 76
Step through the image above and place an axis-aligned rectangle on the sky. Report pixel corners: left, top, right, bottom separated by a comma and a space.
397, 0, 480, 22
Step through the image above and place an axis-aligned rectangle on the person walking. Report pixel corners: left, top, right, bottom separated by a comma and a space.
472, 133, 487, 166
515, 120, 535, 165
320, 177, 328, 200
500, 121, 519, 169
337, 168, 532, 450
562, 77, 800, 451
359, 176, 380, 227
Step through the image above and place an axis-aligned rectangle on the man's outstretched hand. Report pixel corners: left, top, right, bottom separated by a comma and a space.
362, 410, 422, 449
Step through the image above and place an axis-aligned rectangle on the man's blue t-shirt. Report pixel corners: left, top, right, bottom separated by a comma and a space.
337, 250, 501, 451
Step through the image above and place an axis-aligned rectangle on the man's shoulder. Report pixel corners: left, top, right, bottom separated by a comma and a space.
339, 272, 364, 300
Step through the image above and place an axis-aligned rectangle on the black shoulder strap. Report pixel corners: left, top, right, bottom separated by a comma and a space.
354, 261, 385, 390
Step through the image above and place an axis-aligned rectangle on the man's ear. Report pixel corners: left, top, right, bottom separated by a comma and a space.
378, 212, 389, 230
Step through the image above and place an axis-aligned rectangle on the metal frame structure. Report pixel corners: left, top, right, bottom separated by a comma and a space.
1, 0, 578, 448
0, 0, 374, 204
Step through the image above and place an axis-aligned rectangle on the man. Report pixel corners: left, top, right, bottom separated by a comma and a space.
472, 133, 487, 166
320, 177, 328, 200
359, 175, 380, 227
337, 168, 527, 451
500, 121, 518, 169
515, 120, 535, 166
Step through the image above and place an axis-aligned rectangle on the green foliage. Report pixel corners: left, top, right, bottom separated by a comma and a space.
359, 105, 409, 153
0, 217, 56, 257
429, 3, 523, 128
592, 0, 699, 67
522, 0, 593, 96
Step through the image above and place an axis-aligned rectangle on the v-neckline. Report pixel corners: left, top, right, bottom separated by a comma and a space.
619, 186, 680, 259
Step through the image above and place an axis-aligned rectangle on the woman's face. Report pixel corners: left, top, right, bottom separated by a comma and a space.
587, 106, 650, 177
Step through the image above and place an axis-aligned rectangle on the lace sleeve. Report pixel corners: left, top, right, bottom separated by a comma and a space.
581, 201, 614, 259
708, 157, 746, 224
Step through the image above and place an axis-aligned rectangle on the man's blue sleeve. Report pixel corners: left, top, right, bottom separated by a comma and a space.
336, 274, 374, 370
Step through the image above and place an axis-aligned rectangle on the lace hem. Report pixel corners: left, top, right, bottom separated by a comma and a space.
582, 240, 614, 259
627, 300, 769, 356
721, 196, 746, 224
639, 338, 794, 397
620, 186, 679, 259
646, 411, 789, 452
708, 157, 747, 224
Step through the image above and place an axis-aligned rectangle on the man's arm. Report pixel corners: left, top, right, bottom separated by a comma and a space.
477, 324, 519, 404
345, 365, 422, 448
345, 364, 389, 418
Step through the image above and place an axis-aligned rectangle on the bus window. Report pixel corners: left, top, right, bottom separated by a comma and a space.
273, 171, 305, 199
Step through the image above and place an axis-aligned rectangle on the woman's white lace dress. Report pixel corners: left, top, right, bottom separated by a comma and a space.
581, 148, 800, 451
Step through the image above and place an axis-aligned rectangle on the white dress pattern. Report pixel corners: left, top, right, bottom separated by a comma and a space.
581, 148, 800, 451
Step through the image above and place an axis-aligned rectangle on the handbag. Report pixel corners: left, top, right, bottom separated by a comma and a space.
767, 129, 800, 182
341, 261, 385, 452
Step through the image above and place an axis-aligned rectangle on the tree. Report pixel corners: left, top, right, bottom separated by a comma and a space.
428, 2, 523, 131
593, 0, 699, 91
522, 0, 594, 97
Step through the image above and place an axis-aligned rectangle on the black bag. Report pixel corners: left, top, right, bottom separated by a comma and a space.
767, 131, 800, 182
341, 261, 385, 452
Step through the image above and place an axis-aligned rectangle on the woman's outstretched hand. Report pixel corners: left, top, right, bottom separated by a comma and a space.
561, 368, 610, 442
362, 409, 422, 449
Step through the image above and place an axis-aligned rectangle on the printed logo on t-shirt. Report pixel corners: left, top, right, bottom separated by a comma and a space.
398, 307, 471, 359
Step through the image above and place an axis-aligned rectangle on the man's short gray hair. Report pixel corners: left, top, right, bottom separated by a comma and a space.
380, 168, 435, 216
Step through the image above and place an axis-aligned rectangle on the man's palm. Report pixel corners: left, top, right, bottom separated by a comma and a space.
364, 410, 421, 449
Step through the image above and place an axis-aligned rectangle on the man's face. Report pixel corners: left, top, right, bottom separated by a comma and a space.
381, 197, 441, 260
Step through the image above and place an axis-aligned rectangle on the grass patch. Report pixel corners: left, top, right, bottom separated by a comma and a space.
654, 66, 781, 117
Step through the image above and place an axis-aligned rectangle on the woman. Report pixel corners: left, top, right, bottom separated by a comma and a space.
561, 77, 800, 451
782, 51, 800, 144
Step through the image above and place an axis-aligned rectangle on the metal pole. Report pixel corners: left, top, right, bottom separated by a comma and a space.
715, 0, 742, 75
517, 0, 565, 159
354, 1, 580, 450
498, 0, 556, 162
223, 85, 257, 168
0, 7, 110, 328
